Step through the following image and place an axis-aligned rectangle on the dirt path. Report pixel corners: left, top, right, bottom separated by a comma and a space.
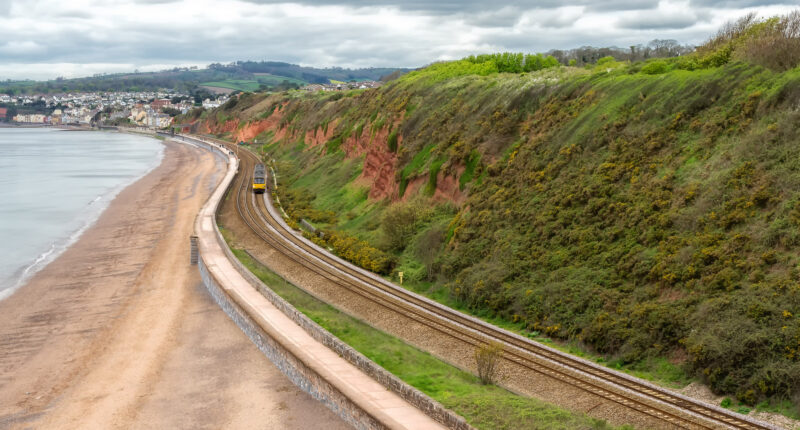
0, 140, 348, 429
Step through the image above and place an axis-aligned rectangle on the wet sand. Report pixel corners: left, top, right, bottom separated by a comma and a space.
0, 140, 348, 429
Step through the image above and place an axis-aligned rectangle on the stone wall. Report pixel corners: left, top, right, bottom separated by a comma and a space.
198, 257, 383, 430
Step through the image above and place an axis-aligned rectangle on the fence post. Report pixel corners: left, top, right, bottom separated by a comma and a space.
190, 235, 198, 265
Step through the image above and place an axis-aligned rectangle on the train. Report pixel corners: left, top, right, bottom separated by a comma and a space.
253, 163, 266, 194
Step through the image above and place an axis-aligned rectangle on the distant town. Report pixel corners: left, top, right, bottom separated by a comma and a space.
302, 80, 383, 92
0, 80, 383, 129
0, 91, 231, 128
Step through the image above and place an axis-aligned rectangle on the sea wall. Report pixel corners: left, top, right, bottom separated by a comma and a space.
197, 256, 382, 430
181, 133, 462, 429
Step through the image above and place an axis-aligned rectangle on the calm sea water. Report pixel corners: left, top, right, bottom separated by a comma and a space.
0, 128, 164, 299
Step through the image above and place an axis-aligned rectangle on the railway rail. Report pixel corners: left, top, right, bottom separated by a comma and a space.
201, 133, 779, 430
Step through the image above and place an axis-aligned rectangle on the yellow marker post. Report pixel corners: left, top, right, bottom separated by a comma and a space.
398, 271, 404, 284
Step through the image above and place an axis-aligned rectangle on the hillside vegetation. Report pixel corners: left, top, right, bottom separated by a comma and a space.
191, 12, 800, 410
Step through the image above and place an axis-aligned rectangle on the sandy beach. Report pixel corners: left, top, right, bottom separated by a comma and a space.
0, 139, 348, 429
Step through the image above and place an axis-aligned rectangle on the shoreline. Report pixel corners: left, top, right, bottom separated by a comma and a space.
0, 123, 88, 130
0, 130, 165, 302
0, 137, 347, 429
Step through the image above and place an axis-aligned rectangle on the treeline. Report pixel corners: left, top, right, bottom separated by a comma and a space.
0, 70, 218, 96
459, 43, 691, 75
698, 11, 800, 71
628, 10, 800, 75
408, 42, 692, 82
547, 39, 694, 67
549, 10, 800, 72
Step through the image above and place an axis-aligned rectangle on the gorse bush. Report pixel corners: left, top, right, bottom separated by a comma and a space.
310, 230, 394, 275
640, 60, 669, 75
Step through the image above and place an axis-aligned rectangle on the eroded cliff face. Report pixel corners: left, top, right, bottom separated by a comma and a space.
342, 121, 401, 201
306, 120, 338, 148
202, 107, 289, 143
198, 106, 465, 205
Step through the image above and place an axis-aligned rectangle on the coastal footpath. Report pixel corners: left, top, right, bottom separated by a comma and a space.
0, 137, 348, 429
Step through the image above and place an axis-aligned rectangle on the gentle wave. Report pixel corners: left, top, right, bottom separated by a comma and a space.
0, 195, 105, 301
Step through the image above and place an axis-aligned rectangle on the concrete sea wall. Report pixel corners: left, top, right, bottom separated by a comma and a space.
180, 133, 466, 430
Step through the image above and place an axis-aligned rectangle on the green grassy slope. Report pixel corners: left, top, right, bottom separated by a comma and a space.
201, 75, 308, 92
200, 80, 263, 92
195, 14, 800, 413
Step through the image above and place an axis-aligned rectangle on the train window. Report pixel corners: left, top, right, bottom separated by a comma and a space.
254, 178, 265, 184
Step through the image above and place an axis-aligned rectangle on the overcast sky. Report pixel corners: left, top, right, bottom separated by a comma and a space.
0, 0, 797, 80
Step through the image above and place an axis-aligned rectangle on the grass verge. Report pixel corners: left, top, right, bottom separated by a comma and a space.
228, 246, 632, 430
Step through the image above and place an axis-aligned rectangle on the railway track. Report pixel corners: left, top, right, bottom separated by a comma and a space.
207, 134, 779, 430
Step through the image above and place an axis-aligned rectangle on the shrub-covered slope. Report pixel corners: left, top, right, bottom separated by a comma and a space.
191, 20, 800, 408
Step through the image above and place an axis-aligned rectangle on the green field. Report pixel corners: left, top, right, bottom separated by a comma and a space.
253, 73, 307, 86
200, 80, 261, 92
201, 75, 307, 92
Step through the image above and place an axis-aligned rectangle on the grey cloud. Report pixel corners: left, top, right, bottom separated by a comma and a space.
236, 0, 657, 15
55, 10, 94, 19
689, 0, 795, 6
617, 10, 707, 30
586, 0, 660, 12
237, 0, 494, 14
537, 12, 581, 29
463, 7, 522, 28
0, 0, 797, 80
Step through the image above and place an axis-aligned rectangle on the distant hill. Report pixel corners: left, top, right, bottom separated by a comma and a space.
218, 61, 410, 84
0, 61, 412, 96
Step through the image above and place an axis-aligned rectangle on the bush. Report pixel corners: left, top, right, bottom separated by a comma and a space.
324, 230, 395, 274
641, 60, 669, 75
475, 341, 504, 385
380, 199, 433, 251
697, 11, 800, 71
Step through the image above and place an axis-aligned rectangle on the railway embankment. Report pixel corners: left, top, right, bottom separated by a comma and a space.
182, 133, 462, 430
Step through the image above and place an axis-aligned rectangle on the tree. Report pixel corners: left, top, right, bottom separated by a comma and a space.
161, 107, 182, 117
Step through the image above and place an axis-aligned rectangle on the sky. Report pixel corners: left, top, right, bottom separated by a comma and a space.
0, 0, 797, 80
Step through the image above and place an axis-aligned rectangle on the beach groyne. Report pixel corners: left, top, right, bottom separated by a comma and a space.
177, 133, 452, 430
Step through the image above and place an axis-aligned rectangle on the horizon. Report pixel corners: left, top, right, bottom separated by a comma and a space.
0, 0, 798, 81
0, 60, 408, 84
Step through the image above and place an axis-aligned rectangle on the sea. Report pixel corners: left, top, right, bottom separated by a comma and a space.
0, 127, 164, 300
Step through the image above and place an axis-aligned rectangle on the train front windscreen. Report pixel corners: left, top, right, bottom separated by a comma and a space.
253, 164, 267, 193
